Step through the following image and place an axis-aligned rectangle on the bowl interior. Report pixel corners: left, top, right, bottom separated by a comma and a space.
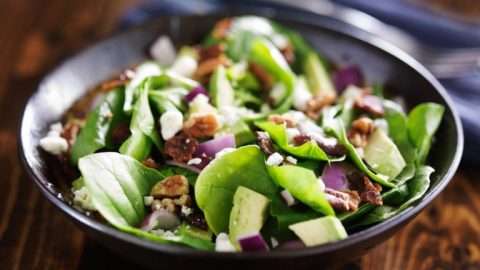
20, 9, 462, 258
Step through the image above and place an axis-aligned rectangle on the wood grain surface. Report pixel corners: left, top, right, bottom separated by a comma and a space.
0, 1, 479, 269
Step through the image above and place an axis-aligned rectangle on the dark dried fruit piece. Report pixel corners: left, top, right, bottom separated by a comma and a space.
164, 132, 199, 163
198, 44, 225, 62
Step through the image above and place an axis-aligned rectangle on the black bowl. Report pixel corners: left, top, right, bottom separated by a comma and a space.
19, 7, 463, 270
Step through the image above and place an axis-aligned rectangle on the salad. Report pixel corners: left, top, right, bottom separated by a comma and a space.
39, 16, 444, 252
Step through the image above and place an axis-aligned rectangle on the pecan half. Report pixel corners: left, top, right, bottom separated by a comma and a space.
347, 172, 383, 206
249, 62, 273, 91
304, 93, 336, 119
198, 44, 225, 63
183, 113, 219, 138
280, 43, 295, 65
212, 18, 232, 39
354, 94, 384, 117
324, 187, 361, 212
164, 132, 199, 163
193, 55, 229, 80
151, 175, 189, 199
348, 116, 374, 148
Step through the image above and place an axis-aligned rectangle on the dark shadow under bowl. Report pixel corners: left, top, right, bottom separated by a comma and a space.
19, 6, 463, 270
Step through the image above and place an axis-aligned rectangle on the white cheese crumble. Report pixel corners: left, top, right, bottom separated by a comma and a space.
187, 157, 202, 166
159, 110, 184, 140
285, 128, 300, 143
271, 33, 289, 49
150, 35, 176, 66
144, 196, 154, 206
270, 83, 286, 105
215, 233, 236, 252
170, 55, 198, 78
217, 106, 256, 127
181, 206, 193, 216
280, 189, 296, 207
39, 122, 68, 155
73, 186, 96, 211
266, 152, 284, 166
271, 237, 279, 248
189, 95, 216, 115
215, 147, 235, 159
292, 77, 312, 110
286, 156, 298, 164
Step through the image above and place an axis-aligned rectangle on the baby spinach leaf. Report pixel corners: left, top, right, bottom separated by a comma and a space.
119, 131, 152, 161
195, 146, 279, 234
79, 152, 212, 250
270, 197, 321, 233
407, 103, 444, 165
322, 106, 395, 187
267, 165, 335, 216
383, 100, 417, 163
149, 87, 188, 113
255, 121, 332, 161
157, 166, 198, 186
249, 37, 295, 113
124, 62, 162, 114
393, 164, 416, 186
70, 87, 126, 165
352, 166, 434, 227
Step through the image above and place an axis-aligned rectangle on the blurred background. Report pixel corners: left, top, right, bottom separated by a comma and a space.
1, 0, 479, 269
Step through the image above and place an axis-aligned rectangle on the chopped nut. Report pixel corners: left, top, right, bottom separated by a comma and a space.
174, 194, 192, 207
142, 158, 159, 169
280, 43, 295, 64
249, 62, 273, 91
151, 175, 189, 199
347, 172, 383, 206
193, 55, 229, 80
164, 132, 199, 163
348, 116, 375, 148
183, 113, 220, 138
256, 131, 275, 155
61, 119, 82, 148
325, 187, 361, 212
268, 114, 296, 128
212, 18, 232, 39
198, 44, 225, 62
304, 93, 336, 119
160, 198, 176, 213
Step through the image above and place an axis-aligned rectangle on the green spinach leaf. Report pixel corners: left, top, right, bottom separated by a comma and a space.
70, 87, 126, 165
195, 145, 279, 234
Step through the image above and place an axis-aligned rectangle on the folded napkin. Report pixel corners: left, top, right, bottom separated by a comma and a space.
121, 0, 478, 164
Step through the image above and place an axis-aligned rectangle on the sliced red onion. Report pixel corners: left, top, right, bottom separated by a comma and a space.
185, 86, 208, 102
276, 240, 306, 250
194, 134, 236, 159
333, 65, 364, 92
321, 162, 356, 190
165, 160, 202, 173
140, 209, 180, 231
237, 233, 269, 252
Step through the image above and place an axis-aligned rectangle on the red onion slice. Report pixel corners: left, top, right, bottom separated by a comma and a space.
194, 134, 236, 158
321, 162, 356, 190
237, 233, 269, 252
185, 86, 208, 102
333, 65, 364, 92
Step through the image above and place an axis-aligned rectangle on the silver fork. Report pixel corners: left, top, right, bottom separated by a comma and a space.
269, 0, 480, 79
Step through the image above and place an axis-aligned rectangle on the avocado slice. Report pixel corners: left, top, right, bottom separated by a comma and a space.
229, 186, 270, 250
364, 129, 406, 180
289, 216, 347, 247
210, 65, 235, 108
222, 121, 256, 146
303, 52, 336, 98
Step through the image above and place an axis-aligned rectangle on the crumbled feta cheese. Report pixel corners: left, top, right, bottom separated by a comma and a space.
298, 120, 324, 136
50, 122, 63, 133
73, 186, 96, 211
286, 156, 297, 164
285, 128, 300, 143
187, 158, 202, 166
163, 230, 176, 238
271, 237, 279, 248
215, 147, 235, 159
293, 77, 312, 110
150, 35, 176, 66
215, 233, 236, 252
270, 83, 286, 105
129, 63, 162, 92
280, 189, 296, 206
266, 152, 284, 166
144, 196, 154, 206
170, 56, 198, 78
189, 95, 216, 115
181, 205, 193, 216
159, 110, 184, 140
218, 106, 257, 127
40, 136, 68, 155
283, 110, 308, 123
317, 177, 326, 192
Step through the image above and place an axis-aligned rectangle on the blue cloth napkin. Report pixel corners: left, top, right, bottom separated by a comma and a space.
121, 0, 478, 164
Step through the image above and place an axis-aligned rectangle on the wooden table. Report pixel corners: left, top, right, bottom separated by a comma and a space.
0, 1, 479, 269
